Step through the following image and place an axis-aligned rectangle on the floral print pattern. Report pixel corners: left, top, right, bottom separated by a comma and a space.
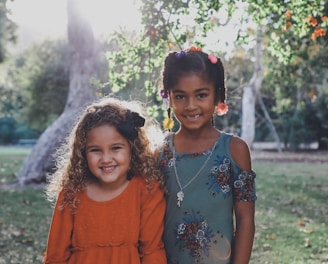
176, 211, 214, 260
159, 134, 256, 263
208, 158, 232, 198
232, 170, 257, 201
159, 138, 256, 202
207, 156, 257, 202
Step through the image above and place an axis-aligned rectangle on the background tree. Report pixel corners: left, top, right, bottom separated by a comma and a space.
17, 0, 99, 184
12, 0, 328, 184
0, 0, 17, 62
108, 0, 327, 148
6, 40, 70, 131
263, 35, 328, 150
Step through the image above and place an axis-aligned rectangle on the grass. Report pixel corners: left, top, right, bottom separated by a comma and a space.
0, 146, 327, 263
250, 161, 328, 264
0, 188, 52, 264
0, 146, 31, 184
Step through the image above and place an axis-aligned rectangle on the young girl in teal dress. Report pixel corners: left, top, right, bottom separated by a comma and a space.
157, 47, 257, 264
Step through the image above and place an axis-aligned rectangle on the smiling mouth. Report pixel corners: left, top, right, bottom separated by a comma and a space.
185, 114, 200, 120
101, 166, 115, 172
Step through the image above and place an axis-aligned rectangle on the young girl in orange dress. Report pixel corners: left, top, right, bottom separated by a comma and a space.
43, 97, 167, 264
158, 47, 257, 264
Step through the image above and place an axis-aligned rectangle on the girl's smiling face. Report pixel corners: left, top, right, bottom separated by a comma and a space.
85, 125, 131, 188
169, 73, 216, 132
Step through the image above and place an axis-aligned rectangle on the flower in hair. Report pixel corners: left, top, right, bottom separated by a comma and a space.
175, 50, 186, 58
160, 89, 174, 130
117, 110, 145, 140
163, 117, 174, 130
216, 102, 229, 116
160, 89, 168, 99
160, 89, 170, 109
189, 46, 202, 52
208, 54, 218, 64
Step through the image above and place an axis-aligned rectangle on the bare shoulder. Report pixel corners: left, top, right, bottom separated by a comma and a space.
229, 135, 252, 171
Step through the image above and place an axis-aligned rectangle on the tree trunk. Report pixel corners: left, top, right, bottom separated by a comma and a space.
241, 31, 263, 147
241, 82, 256, 147
17, 0, 98, 185
257, 91, 282, 152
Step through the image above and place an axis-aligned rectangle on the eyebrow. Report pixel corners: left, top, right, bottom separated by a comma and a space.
86, 142, 126, 150
171, 87, 210, 93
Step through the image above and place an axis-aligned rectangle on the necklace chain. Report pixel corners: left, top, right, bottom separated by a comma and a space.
172, 141, 217, 207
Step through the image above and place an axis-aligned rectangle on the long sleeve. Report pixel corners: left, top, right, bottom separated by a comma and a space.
44, 191, 74, 264
139, 182, 167, 264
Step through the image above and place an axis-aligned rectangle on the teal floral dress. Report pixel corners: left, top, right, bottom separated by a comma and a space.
158, 132, 257, 264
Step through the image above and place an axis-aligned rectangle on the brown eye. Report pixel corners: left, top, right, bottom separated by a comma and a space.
175, 94, 184, 100
198, 93, 208, 98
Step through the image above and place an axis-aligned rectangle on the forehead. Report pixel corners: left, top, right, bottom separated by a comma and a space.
170, 73, 214, 92
86, 125, 127, 143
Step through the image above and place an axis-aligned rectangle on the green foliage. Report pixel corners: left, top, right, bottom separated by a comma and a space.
312, 92, 328, 149
252, 160, 328, 263
0, 188, 52, 264
0, 0, 17, 62
6, 40, 70, 131
0, 114, 39, 145
247, 1, 327, 63
0, 146, 31, 183
106, 31, 168, 117
0, 117, 16, 143
107, 0, 327, 136
260, 30, 328, 149
0, 83, 24, 118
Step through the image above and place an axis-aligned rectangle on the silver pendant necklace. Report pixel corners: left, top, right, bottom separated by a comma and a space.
172, 141, 217, 207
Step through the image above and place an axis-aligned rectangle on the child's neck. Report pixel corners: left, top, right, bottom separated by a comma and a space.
174, 127, 219, 153
86, 178, 130, 202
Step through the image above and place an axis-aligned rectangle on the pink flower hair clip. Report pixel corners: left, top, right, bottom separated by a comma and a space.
216, 102, 229, 116
208, 54, 218, 64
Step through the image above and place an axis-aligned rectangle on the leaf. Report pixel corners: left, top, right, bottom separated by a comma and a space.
303, 228, 313, 234
297, 220, 306, 226
304, 238, 311, 248
266, 234, 277, 240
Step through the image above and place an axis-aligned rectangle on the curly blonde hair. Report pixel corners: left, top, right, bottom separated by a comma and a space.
45, 97, 165, 210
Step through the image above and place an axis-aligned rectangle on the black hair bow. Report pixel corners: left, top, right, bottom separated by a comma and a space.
117, 110, 145, 140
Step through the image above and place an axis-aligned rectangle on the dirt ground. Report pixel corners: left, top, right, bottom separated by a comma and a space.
251, 149, 328, 163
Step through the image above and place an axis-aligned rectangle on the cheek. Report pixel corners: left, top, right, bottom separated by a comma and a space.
169, 99, 180, 110
86, 153, 97, 166
122, 150, 132, 167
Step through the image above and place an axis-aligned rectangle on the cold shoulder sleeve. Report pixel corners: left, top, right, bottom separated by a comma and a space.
139, 182, 167, 264
44, 190, 74, 264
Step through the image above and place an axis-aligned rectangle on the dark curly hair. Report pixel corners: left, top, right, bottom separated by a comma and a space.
46, 97, 165, 209
162, 48, 226, 104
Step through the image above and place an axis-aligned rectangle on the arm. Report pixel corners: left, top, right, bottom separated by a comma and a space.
230, 136, 256, 264
44, 191, 73, 264
139, 182, 167, 264
232, 201, 255, 264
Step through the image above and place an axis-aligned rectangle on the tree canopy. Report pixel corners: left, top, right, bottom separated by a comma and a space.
0, 0, 17, 62
108, 0, 327, 96
107, 0, 327, 149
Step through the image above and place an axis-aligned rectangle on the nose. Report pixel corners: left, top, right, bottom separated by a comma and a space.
184, 97, 197, 110
101, 151, 112, 162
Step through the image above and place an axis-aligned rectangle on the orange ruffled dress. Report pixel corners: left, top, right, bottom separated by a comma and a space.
44, 176, 167, 264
